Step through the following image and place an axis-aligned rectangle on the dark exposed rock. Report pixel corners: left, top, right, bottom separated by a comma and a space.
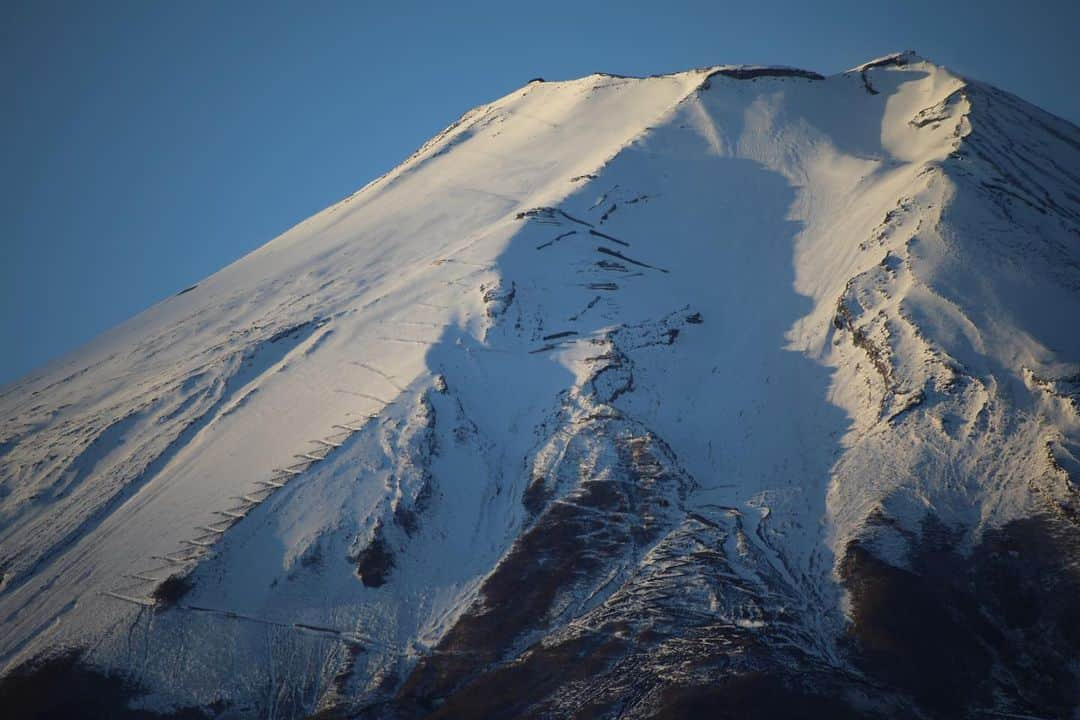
150, 573, 194, 609
704, 67, 825, 87
355, 525, 395, 588
393, 504, 420, 536
394, 420, 689, 715
0, 650, 217, 719
860, 71, 879, 95
480, 281, 516, 320
521, 473, 551, 516
653, 673, 869, 720
839, 513, 1080, 718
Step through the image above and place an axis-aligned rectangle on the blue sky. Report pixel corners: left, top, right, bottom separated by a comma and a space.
3, 0, 1078, 386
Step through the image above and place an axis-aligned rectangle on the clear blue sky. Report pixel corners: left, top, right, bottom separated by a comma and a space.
3, 0, 1078, 386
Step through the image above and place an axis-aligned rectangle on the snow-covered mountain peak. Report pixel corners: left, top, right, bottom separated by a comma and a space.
1, 55, 1078, 719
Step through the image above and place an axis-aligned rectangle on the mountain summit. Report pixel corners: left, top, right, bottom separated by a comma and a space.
1, 54, 1078, 719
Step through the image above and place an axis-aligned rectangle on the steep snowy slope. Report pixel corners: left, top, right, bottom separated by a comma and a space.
1, 53, 1078, 719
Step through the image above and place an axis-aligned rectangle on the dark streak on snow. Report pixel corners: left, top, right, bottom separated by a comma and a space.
588, 229, 629, 247
537, 231, 577, 250
596, 246, 668, 273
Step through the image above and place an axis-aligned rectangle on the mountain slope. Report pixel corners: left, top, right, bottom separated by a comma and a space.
1, 53, 1078, 719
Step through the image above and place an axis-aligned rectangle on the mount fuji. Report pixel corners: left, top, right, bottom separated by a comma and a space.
1, 52, 1078, 719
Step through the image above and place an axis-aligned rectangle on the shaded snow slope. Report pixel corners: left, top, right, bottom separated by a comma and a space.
1, 56, 1078, 719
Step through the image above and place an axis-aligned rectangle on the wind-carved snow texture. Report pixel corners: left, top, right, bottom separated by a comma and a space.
0, 54, 1078, 719
0, 318, 326, 596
